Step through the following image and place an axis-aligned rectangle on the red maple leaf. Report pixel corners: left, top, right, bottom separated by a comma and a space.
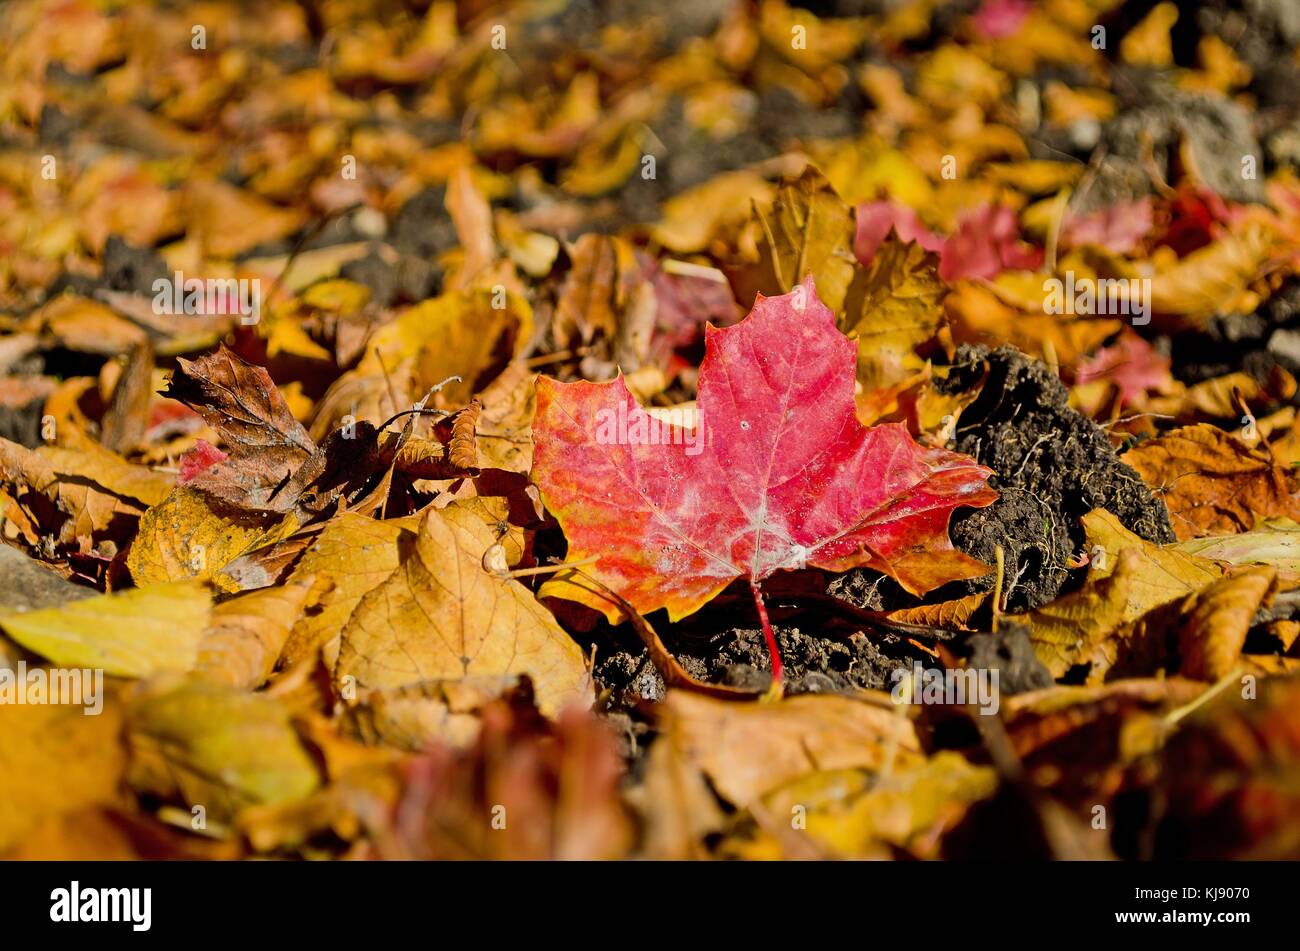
854, 201, 943, 265
1074, 330, 1173, 408
939, 204, 1042, 281
531, 281, 997, 683
1061, 197, 1155, 256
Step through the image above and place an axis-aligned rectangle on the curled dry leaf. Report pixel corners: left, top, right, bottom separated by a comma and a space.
164, 345, 316, 509
553, 233, 640, 346
1178, 566, 1279, 681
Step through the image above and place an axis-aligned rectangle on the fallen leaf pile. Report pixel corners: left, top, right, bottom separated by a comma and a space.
3, 0, 1300, 860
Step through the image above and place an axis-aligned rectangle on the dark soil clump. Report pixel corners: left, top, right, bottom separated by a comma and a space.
962, 622, 1054, 695
938, 345, 1174, 611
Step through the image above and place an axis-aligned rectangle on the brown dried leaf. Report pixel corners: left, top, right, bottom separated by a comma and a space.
553, 233, 640, 345
163, 345, 316, 509
1122, 423, 1300, 540
657, 690, 921, 807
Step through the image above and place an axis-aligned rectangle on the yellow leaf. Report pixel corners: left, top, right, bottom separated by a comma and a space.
885, 591, 988, 630
1174, 520, 1300, 577
1147, 225, 1278, 326
0, 580, 211, 678
0, 690, 125, 853
740, 167, 857, 314
817, 137, 932, 207
1082, 507, 1222, 589
302, 279, 371, 314
196, 574, 328, 689
360, 287, 532, 408
336, 503, 591, 717
280, 512, 423, 669
650, 169, 773, 254
38, 440, 172, 507
747, 753, 996, 859
1120, 1, 1178, 68
841, 234, 946, 392
1015, 510, 1221, 677
553, 234, 639, 345
128, 486, 298, 590
187, 179, 306, 258
128, 679, 319, 816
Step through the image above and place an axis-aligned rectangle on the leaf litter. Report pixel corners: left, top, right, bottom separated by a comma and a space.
2, 0, 1300, 860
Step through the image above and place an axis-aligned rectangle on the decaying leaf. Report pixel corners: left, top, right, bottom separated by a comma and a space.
164, 346, 316, 509
655, 689, 922, 807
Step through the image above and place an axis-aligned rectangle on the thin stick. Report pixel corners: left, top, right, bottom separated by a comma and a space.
525, 348, 591, 369
490, 556, 600, 580
1163, 668, 1241, 730
377, 407, 452, 432
992, 545, 1005, 629
1101, 413, 1175, 429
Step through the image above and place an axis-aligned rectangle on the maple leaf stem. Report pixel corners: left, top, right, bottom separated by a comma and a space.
749, 579, 783, 685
